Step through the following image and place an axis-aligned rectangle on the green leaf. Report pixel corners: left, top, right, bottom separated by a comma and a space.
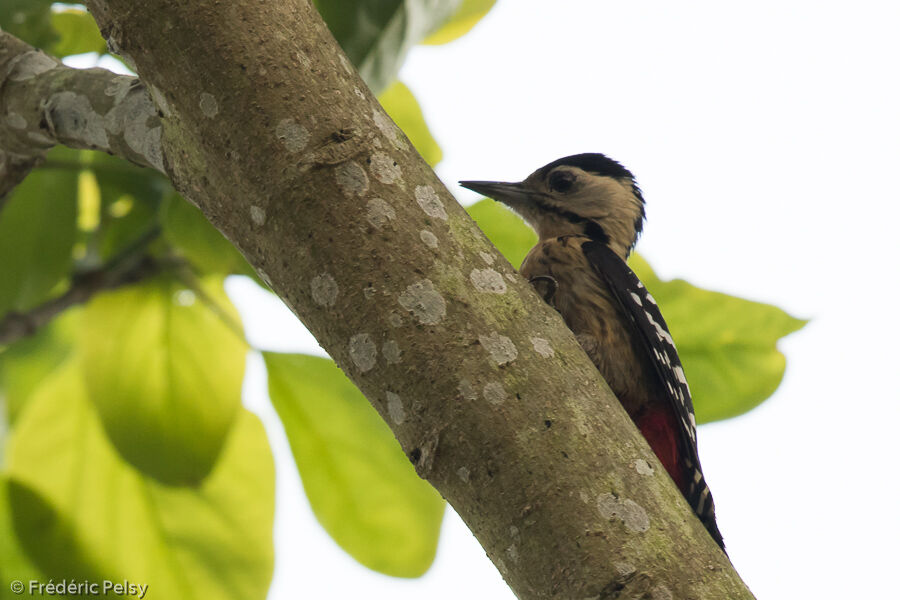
466, 198, 536, 268
162, 193, 259, 280
627, 255, 807, 423
74, 149, 168, 262
379, 81, 442, 167
0, 164, 78, 316
50, 9, 107, 58
5, 361, 275, 599
0, 479, 45, 600
80, 277, 247, 485
423, 0, 496, 45
313, 0, 462, 94
0, 308, 80, 428
6, 480, 99, 587
466, 199, 805, 422
36, 148, 166, 266
97, 193, 161, 263
264, 352, 444, 577
77, 168, 102, 232
0, 1, 57, 51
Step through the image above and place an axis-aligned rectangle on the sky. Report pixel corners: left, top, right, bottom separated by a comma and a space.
229, 1, 900, 598
61, 0, 899, 597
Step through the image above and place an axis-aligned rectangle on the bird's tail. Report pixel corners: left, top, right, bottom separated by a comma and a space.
684, 458, 726, 552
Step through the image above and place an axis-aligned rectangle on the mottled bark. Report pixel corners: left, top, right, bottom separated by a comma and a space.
4, 2, 754, 597
0, 31, 162, 203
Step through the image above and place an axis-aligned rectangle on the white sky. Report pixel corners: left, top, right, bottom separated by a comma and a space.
233, 0, 900, 597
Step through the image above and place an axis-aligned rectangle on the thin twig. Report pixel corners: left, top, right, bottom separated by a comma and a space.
0, 227, 165, 346
0, 257, 159, 346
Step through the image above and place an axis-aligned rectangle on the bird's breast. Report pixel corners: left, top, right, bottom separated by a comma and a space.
520, 236, 657, 415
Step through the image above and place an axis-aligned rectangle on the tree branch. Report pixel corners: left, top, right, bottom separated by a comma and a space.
0, 227, 164, 346
13, 1, 754, 595
0, 31, 164, 205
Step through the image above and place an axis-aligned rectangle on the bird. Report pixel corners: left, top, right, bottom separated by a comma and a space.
460, 153, 725, 550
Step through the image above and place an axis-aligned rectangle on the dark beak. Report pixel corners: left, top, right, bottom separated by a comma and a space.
458, 180, 532, 205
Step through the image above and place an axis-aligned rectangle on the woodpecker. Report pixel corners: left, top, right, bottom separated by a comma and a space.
460, 153, 725, 550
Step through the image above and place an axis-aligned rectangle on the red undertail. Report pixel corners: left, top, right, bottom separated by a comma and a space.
635, 408, 685, 491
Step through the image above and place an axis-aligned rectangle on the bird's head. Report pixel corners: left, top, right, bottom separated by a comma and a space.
460, 153, 645, 259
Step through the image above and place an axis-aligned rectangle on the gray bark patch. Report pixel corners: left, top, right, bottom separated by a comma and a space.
530, 337, 554, 358
199, 92, 219, 118
483, 381, 508, 405
349, 333, 377, 372
398, 279, 446, 325
105, 76, 135, 102
506, 542, 519, 564
386, 391, 406, 425
275, 118, 310, 153
372, 109, 407, 150
8, 51, 58, 81
419, 230, 438, 249
369, 152, 402, 185
414, 185, 447, 220
106, 87, 164, 171
146, 83, 171, 117
250, 205, 267, 226
456, 466, 470, 483
382, 340, 401, 364
634, 459, 654, 476
310, 273, 339, 307
470, 268, 507, 294
479, 332, 518, 365
335, 160, 369, 197
47, 91, 109, 149
597, 493, 650, 533
27, 131, 53, 146
5, 112, 27, 130
365, 198, 395, 230
458, 378, 478, 401
136, 126, 164, 172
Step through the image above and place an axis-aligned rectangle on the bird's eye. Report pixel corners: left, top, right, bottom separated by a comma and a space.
548, 170, 576, 193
